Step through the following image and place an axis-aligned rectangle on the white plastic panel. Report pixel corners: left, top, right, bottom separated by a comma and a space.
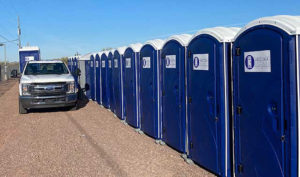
235, 15, 300, 40
190, 27, 241, 44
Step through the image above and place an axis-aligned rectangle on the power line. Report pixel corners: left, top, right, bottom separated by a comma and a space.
0, 34, 10, 42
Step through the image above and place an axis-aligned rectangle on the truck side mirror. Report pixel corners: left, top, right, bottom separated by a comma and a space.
72, 68, 81, 77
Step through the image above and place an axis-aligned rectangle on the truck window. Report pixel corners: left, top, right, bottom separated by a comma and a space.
24, 63, 69, 75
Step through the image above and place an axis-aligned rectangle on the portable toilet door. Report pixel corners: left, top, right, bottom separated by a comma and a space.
161, 34, 192, 153
101, 52, 110, 108
113, 47, 126, 119
95, 53, 101, 104
90, 54, 96, 101
187, 27, 240, 177
123, 43, 143, 128
84, 54, 92, 99
74, 56, 79, 86
68, 57, 71, 71
233, 15, 300, 177
139, 39, 165, 139
108, 51, 115, 112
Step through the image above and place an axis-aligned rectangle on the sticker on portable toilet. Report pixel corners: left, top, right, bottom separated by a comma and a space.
102, 60, 105, 68
142, 57, 151, 69
165, 55, 176, 69
125, 58, 131, 68
114, 59, 118, 68
244, 50, 271, 72
25, 56, 34, 61
108, 60, 112, 68
96, 61, 99, 67
193, 54, 209, 70
91, 61, 94, 67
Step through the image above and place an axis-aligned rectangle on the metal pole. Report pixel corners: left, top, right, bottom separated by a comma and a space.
4, 44, 7, 80
18, 16, 21, 49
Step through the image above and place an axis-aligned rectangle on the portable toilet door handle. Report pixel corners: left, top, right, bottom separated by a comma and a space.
188, 97, 192, 104
236, 105, 242, 115
237, 164, 244, 174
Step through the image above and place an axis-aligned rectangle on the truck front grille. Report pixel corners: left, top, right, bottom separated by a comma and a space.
29, 82, 67, 96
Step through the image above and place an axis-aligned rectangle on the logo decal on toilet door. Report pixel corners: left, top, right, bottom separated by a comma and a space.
96, 61, 99, 67
125, 58, 131, 68
142, 57, 151, 69
102, 60, 105, 68
193, 54, 209, 70
244, 50, 271, 72
108, 60, 112, 68
165, 55, 176, 69
114, 59, 118, 68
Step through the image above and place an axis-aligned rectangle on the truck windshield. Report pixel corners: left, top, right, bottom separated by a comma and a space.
24, 63, 69, 75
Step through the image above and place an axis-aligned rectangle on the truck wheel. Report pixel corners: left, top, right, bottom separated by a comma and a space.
19, 99, 28, 114
69, 102, 78, 111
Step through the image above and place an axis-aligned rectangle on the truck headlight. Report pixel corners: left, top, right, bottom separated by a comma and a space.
67, 82, 76, 93
22, 84, 31, 96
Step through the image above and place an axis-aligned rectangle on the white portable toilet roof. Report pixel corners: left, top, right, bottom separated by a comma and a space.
144, 39, 165, 50
102, 51, 110, 56
115, 46, 127, 55
164, 34, 192, 47
128, 43, 143, 53
79, 53, 93, 61
190, 27, 241, 43
109, 49, 115, 55
19, 46, 40, 52
235, 15, 300, 40
98, 51, 104, 57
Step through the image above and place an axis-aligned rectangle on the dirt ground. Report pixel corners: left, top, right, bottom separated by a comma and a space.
0, 80, 215, 177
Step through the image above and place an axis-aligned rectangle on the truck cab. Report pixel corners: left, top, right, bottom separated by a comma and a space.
19, 60, 78, 114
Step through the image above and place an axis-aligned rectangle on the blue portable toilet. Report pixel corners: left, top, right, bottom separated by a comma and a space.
113, 47, 127, 119
123, 43, 143, 128
19, 46, 40, 73
233, 15, 300, 177
90, 54, 96, 101
161, 34, 192, 153
80, 53, 93, 99
139, 39, 165, 139
95, 52, 102, 105
73, 56, 79, 86
108, 50, 115, 112
101, 51, 110, 108
67, 57, 71, 71
77, 54, 88, 91
187, 27, 240, 177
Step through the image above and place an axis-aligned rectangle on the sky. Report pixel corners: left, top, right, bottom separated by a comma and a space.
0, 0, 299, 61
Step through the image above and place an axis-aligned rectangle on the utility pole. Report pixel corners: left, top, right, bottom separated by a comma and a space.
4, 44, 7, 80
0, 43, 7, 80
18, 16, 21, 49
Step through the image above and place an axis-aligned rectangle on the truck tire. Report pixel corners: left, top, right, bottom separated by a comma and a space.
19, 99, 28, 114
69, 102, 78, 111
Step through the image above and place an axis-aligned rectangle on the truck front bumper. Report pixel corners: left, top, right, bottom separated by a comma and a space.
20, 93, 77, 109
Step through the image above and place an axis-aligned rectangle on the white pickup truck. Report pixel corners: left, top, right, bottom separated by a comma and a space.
19, 60, 78, 114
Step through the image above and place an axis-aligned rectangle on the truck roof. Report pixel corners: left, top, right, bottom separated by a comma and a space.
27, 60, 63, 64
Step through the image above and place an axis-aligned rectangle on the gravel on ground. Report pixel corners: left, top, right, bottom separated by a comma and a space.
0, 81, 215, 177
